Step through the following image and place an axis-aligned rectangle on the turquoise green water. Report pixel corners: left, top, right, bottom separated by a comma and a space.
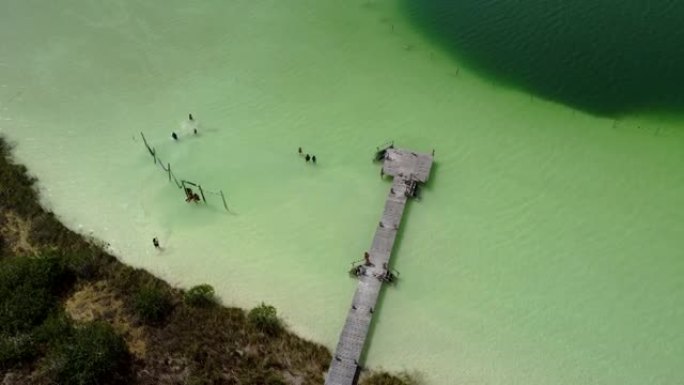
405, 0, 684, 115
1, 1, 683, 384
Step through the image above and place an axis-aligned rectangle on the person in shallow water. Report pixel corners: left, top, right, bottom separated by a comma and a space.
305, 154, 311, 162
189, 113, 194, 121
298, 147, 302, 155
312, 155, 316, 164
152, 237, 160, 249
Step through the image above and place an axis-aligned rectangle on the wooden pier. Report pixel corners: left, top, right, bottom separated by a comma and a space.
325, 147, 434, 385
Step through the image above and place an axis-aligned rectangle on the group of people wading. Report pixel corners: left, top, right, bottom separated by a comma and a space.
298, 147, 317, 164
171, 113, 198, 141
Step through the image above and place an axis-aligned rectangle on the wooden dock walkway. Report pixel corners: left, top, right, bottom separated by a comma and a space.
325, 148, 434, 385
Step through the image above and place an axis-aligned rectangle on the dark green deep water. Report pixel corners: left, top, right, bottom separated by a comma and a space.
404, 0, 684, 116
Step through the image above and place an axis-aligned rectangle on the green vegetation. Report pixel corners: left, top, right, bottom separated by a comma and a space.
0, 334, 36, 369
0, 255, 129, 384
248, 302, 282, 335
133, 284, 173, 324
54, 321, 130, 385
0, 139, 40, 218
361, 372, 417, 385
64, 249, 101, 280
33, 312, 73, 344
0, 255, 69, 335
184, 284, 217, 307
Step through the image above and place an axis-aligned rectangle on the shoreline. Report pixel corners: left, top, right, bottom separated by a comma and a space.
0, 136, 413, 384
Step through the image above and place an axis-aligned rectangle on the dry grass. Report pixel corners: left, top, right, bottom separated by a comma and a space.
64, 281, 147, 358
0, 211, 37, 256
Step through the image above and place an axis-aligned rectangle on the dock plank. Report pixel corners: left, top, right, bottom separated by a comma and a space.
325, 148, 433, 385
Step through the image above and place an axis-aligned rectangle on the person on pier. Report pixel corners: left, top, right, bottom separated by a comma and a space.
364, 251, 373, 266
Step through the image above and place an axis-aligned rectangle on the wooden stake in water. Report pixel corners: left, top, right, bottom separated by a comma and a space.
140, 132, 155, 157
220, 190, 229, 212
198, 185, 206, 203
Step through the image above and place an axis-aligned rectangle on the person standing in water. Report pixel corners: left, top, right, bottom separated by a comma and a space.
298, 147, 303, 155
153, 237, 160, 249
312, 155, 317, 164
188, 114, 198, 135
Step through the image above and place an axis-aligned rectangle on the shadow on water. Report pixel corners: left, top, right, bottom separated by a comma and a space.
402, 0, 684, 117
421, 161, 439, 192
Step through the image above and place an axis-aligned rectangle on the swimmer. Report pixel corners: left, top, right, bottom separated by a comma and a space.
172, 132, 178, 140
312, 155, 316, 164
305, 154, 311, 162
189, 113, 194, 121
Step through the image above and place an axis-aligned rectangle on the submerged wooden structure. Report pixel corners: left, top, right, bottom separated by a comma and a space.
325, 147, 434, 385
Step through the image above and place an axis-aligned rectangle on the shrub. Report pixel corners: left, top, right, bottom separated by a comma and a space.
64, 251, 100, 280
184, 284, 216, 307
0, 255, 67, 295
0, 138, 41, 218
0, 285, 54, 335
248, 303, 281, 336
186, 374, 212, 385
361, 372, 415, 385
265, 373, 287, 385
0, 333, 36, 369
108, 265, 154, 297
0, 256, 68, 334
133, 285, 173, 324
33, 312, 74, 345
55, 321, 130, 385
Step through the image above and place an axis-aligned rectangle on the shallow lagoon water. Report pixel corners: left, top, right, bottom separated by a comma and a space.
1, 1, 684, 384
